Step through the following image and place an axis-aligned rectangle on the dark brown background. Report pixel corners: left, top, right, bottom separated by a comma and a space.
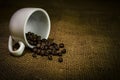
0, 0, 120, 80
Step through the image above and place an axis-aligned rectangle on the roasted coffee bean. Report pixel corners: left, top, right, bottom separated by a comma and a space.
52, 49, 57, 55
33, 38, 37, 41
61, 49, 66, 54
33, 42, 37, 45
36, 44, 41, 48
58, 53, 62, 56
29, 35, 33, 40
57, 51, 62, 56
41, 38, 47, 42
28, 32, 32, 35
32, 53, 37, 58
58, 57, 63, 62
40, 45, 44, 50
51, 42, 56, 46
37, 40, 42, 44
44, 51, 49, 56
33, 47, 37, 53
30, 41, 34, 45
59, 43, 64, 48
49, 45, 54, 50
46, 41, 51, 46
47, 49, 52, 54
37, 36, 41, 41
54, 43, 58, 46
41, 50, 45, 56
56, 50, 60, 54
41, 42, 46, 46
45, 40, 49, 45
44, 45, 48, 50
54, 45, 59, 50
31, 32, 34, 36
34, 34, 38, 39
37, 49, 41, 55
48, 55, 52, 60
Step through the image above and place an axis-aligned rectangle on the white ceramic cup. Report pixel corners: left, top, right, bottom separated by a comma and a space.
8, 8, 51, 56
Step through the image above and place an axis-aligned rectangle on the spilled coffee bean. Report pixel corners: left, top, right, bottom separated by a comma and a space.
59, 43, 64, 48
61, 49, 66, 54
58, 57, 63, 62
32, 53, 37, 58
58, 51, 62, 56
37, 49, 41, 55
33, 47, 37, 53
36, 44, 41, 48
26, 32, 66, 62
48, 55, 52, 60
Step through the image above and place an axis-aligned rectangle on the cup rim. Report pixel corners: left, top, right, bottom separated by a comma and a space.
23, 8, 51, 48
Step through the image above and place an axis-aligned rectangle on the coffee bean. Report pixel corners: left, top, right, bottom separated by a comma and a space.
48, 55, 52, 60
41, 50, 45, 56
47, 49, 52, 54
44, 51, 49, 56
44, 45, 48, 50
46, 41, 51, 46
33, 47, 37, 53
54, 45, 59, 50
37, 40, 42, 44
59, 43, 64, 48
33, 38, 37, 41
45, 41, 49, 45
37, 36, 41, 41
34, 34, 38, 39
36, 44, 41, 48
40, 45, 44, 50
41, 42, 46, 46
32, 53, 37, 58
51, 42, 56, 46
61, 49, 66, 54
52, 49, 57, 56
29, 35, 33, 40
33, 42, 37, 45
58, 57, 63, 62
49, 46, 54, 50
37, 49, 41, 55
57, 51, 62, 56
30, 41, 34, 45
28, 32, 32, 35
42, 38, 47, 42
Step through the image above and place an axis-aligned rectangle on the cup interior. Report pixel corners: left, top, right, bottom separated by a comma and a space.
24, 9, 50, 48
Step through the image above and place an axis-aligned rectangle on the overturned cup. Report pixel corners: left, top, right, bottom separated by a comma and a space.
8, 8, 51, 56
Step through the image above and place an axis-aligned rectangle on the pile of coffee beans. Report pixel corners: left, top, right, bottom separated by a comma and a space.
25, 32, 66, 62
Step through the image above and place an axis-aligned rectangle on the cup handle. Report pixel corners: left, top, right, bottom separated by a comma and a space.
8, 36, 25, 56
